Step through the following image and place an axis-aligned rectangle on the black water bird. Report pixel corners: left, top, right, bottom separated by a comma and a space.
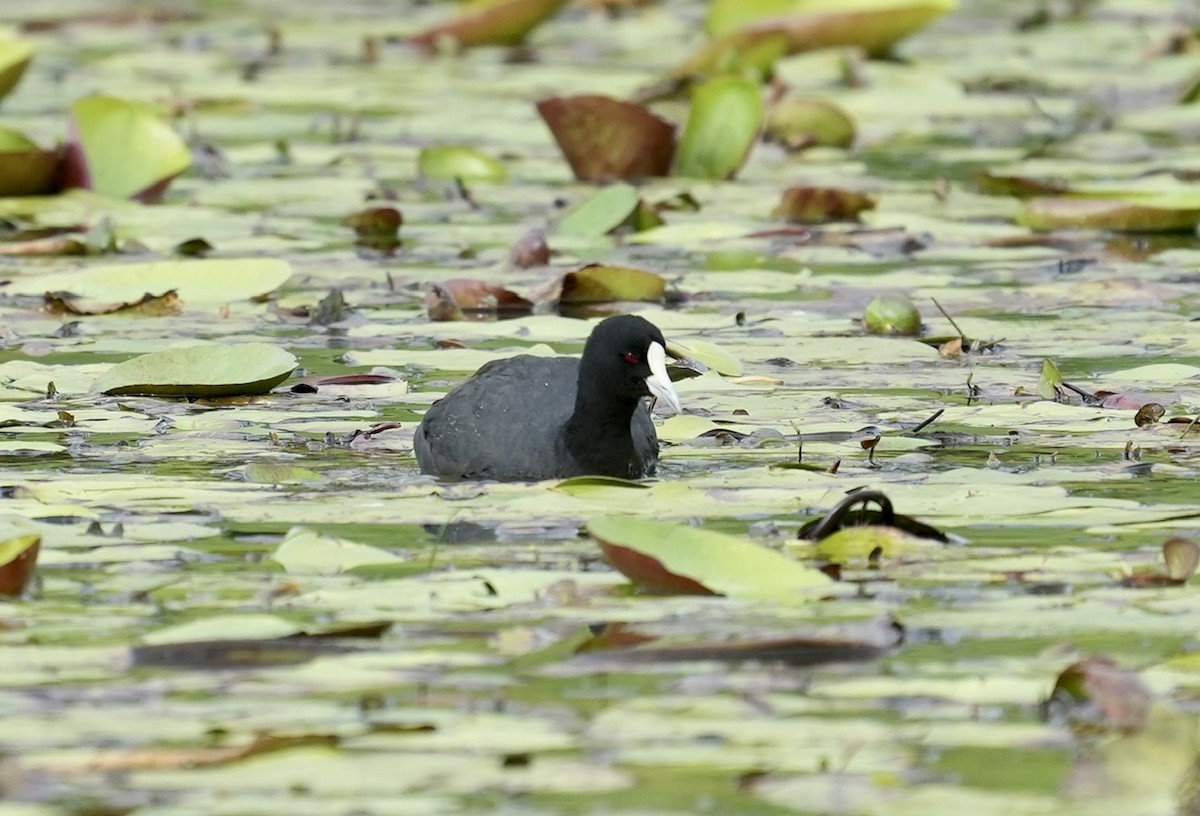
414, 315, 681, 481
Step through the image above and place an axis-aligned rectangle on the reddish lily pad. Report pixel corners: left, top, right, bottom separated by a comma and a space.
0, 529, 39, 598
410, 0, 571, 50
91, 342, 298, 397
1044, 657, 1151, 734
773, 185, 876, 223
537, 95, 676, 181
589, 516, 832, 598
425, 278, 533, 320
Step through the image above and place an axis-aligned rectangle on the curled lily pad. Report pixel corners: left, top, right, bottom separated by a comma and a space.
590, 516, 831, 598
418, 145, 508, 182
0, 524, 39, 598
863, 294, 921, 336
764, 96, 856, 150
91, 342, 298, 397
674, 76, 762, 180
409, 0, 571, 50
0, 39, 34, 101
537, 95, 675, 181
62, 95, 191, 201
666, 338, 743, 376
556, 264, 666, 304
676, 0, 958, 79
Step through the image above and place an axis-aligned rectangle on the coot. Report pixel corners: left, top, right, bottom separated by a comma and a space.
414, 315, 681, 481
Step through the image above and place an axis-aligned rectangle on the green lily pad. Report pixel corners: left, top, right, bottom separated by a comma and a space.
764, 96, 856, 150
271, 527, 404, 576
557, 183, 642, 236
91, 343, 298, 397
666, 338, 744, 376
1018, 197, 1200, 233
2, 258, 293, 307
418, 145, 508, 182
63, 95, 191, 201
588, 516, 832, 599
0, 38, 33, 101
674, 76, 762, 180
557, 264, 666, 304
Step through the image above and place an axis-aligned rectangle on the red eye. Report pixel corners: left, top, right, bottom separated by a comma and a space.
622, 351, 640, 364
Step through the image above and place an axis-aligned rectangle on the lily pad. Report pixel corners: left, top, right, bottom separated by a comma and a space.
589, 516, 832, 598
557, 183, 643, 236
0, 525, 39, 598
417, 145, 508, 182
674, 76, 762, 180
1, 258, 293, 307
1018, 197, 1200, 233
62, 95, 191, 201
556, 264, 666, 304
409, 0, 571, 49
0, 38, 33, 101
537, 95, 676, 181
271, 527, 404, 576
773, 185, 876, 223
764, 96, 856, 150
91, 343, 298, 397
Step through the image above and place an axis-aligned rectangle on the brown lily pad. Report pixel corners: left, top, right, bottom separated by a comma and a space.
425, 278, 533, 320
537, 94, 676, 181
552, 264, 666, 305
0, 532, 39, 598
773, 185, 876, 223
410, 0, 571, 50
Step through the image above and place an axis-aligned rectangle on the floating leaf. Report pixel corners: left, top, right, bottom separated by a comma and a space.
0, 39, 34, 101
91, 343, 298, 397
764, 96, 856, 150
62, 95, 191, 201
773, 185, 876, 223
510, 228, 551, 267
557, 183, 642, 236
271, 526, 403, 576
1018, 197, 1200, 233
1163, 537, 1199, 583
589, 516, 832, 598
674, 76, 762, 180
409, 0, 571, 49
1044, 656, 1151, 734
417, 145, 508, 182
557, 264, 666, 304
2, 258, 293, 307
537, 94, 676, 181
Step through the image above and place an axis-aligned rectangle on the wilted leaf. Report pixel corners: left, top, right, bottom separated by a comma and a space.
1044, 656, 1151, 734
425, 278, 533, 318
62, 95, 191, 201
589, 516, 832, 598
418, 145, 508, 181
409, 0, 571, 49
976, 170, 1070, 198
510, 228, 551, 267
773, 185, 876, 223
1018, 197, 1200, 233
91, 342, 297, 397
44, 289, 181, 316
537, 94, 676, 181
764, 96, 856, 150
674, 76, 762, 180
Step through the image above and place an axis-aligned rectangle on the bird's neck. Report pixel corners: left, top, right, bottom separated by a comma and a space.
563, 379, 642, 476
